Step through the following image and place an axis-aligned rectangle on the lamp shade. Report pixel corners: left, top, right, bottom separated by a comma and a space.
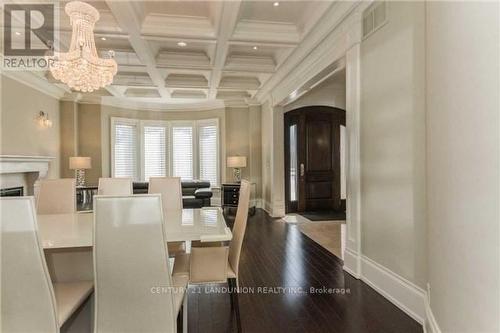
227, 156, 247, 168
69, 156, 92, 170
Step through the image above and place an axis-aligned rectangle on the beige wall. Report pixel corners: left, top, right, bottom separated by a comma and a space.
78, 104, 102, 185
360, 1, 427, 288
60, 101, 77, 178
426, 2, 500, 332
1, 76, 61, 178
225, 106, 262, 198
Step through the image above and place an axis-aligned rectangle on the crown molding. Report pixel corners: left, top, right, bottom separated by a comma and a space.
100, 96, 225, 112
2, 71, 66, 100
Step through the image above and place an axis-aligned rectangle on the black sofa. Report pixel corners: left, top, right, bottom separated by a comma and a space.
133, 180, 213, 208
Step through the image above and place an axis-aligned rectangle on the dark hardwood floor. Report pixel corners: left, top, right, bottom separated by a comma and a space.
186, 209, 422, 333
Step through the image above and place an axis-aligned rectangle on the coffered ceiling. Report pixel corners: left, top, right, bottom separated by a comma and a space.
8, 0, 337, 107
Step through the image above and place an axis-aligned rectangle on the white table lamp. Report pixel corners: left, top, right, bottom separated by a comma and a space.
70, 157, 91, 187
227, 156, 247, 182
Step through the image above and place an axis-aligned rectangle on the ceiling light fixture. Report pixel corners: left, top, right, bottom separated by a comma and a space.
48, 1, 117, 93
15, 31, 21, 36
273, 2, 280, 7
100, 37, 106, 41
253, 46, 258, 50
177, 41, 187, 47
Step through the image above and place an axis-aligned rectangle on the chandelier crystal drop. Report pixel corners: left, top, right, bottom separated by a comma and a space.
49, 1, 117, 92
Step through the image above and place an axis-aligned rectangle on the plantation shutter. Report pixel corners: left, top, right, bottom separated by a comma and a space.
172, 126, 193, 180
198, 123, 218, 186
144, 126, 167, 181
113, 121, 138, 179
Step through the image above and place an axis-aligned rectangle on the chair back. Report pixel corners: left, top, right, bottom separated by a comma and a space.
37, 178, 76, 214
93, 194, 177, 333
148, 177, 183, 212
228, 180, 251, 278
1, 197, 59, 333
97, 177, 132, 195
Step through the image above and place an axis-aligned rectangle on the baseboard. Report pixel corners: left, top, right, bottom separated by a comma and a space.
343, 248, 361, 278
252, 198, 264, 209
262, 200, 273, 215
360, 255, 426, 325
424, 295, 442, 333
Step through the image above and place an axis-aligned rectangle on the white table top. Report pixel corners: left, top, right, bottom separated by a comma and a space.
37, 208, 232, 250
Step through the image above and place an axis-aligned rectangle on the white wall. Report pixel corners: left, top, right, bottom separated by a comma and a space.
360, 1, 427, 288
1, 76, 61, 178
426, 2, 500, 332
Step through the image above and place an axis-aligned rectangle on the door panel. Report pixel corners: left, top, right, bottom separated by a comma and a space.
285, 106, 346, 213
306, 121, 332, 171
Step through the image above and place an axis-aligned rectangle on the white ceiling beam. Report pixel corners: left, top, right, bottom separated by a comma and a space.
105, 1, 169, 98
142, 35, 217, 44
208, 1, 242, 99
227, 40, 297, 48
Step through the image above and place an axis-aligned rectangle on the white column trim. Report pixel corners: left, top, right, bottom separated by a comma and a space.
343, 41, 362, 277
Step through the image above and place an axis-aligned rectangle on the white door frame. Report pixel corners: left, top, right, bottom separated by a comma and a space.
263, 3, 367, 278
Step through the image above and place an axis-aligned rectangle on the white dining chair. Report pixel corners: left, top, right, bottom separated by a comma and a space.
37, 178, 76, 214
93, 194, 189, 333
172, 180, 251, 331
97, 177, 132, 195
149, 177, 185, 257
1, 197, 93, 332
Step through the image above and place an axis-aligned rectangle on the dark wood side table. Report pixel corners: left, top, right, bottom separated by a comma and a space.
221, 183, 256, 215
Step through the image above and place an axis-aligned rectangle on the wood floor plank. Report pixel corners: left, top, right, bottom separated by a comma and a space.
184, 209, 423, 333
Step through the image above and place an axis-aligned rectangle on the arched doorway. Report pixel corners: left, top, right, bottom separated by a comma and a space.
284, 106, 346, 217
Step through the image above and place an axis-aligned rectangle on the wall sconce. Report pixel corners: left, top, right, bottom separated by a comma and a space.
36, 111, 53, 128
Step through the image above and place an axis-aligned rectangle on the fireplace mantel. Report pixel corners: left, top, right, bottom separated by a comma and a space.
0, 155, 55, 195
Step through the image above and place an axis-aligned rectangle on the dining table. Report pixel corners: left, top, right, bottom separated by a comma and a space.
37, 207, 232, 250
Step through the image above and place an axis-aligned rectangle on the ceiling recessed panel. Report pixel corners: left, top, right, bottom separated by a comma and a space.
165, 74, 209, 88
216, 90, 250, 100
125, 88, 161, 98
239, 1, 309, 25
171, 90, 207, 99
219, 75, 261, 90
156, 51, 211, 69
113, 72, 153, 87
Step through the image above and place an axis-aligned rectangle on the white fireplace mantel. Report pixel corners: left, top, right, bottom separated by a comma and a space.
0, 155, 55, 195
0, 155, 55, 177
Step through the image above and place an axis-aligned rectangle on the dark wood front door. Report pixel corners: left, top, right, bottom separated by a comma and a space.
285, 106, 346, 213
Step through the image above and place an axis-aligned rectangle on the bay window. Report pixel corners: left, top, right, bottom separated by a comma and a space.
111, 117, 219, 186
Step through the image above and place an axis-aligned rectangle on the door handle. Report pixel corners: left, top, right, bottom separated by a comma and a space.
300, 163, 305, 177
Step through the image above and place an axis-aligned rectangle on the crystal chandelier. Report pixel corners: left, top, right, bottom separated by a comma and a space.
49, 1, 117, 92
